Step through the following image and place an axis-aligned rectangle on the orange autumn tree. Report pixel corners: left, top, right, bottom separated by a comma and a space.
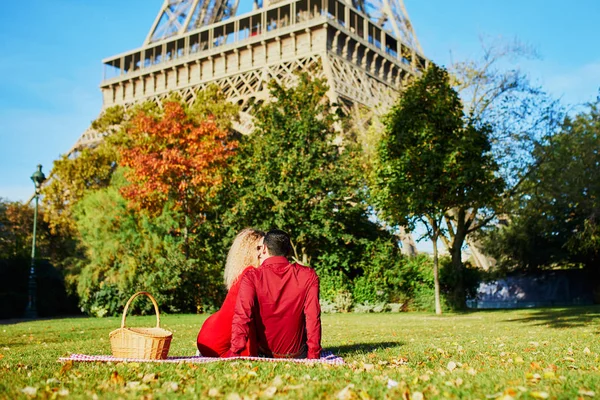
119, 100, 238, 224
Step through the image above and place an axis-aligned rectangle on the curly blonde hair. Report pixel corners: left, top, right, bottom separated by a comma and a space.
224, 228, 265, 290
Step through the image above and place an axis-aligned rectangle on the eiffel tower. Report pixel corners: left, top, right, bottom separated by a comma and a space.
70, 0, 427, 153
68, 0, 426, 254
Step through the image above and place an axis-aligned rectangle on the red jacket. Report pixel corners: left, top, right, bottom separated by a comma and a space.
230, 256, 322, 359
197, 267, 256, 357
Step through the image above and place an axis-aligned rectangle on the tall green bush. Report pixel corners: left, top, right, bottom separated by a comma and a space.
74, 175, 225, 315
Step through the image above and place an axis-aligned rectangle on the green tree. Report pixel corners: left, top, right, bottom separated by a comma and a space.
43, 85, 238, 240
41, 86, 240, 311
372, 64, 503, 313
43, 141, 118, 236
485, 96, 600, 271
74, 172, 224, 315
0, 199, 35, 259
0, 198, 69, 265
224, 74, 394, 300
447, 40, 563, 270
189, 85, 240, 131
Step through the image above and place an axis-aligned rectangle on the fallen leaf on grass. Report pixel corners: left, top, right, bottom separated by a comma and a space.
21, 387, 37, 397
530, 391, 549, 399
412, 392, 424, 400
543, 370, 555, 379
142, 373, 158, 383
583, 347, 591, 355
447, 361, 457, 372
336, 384, 355, 400
263, 386, 277, 398
546, 364, 558, 372
208, 388, 220, 397
57, 388, 70, 397
578, 389, 595, 397
564, 356, 576, 362
272, 375, 284, 387
163, 382, 179, 392
126, 381, 143, 391
392, 356, 408, 365
59, 360, 73, 375
110, 371, 125, 386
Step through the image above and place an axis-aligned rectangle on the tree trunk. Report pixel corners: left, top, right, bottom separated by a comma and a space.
183, 213, 190, 258
301, 247, 309, 266
450, 243, 465, 309
449, 209, 469, 309
432, 229, 442, 315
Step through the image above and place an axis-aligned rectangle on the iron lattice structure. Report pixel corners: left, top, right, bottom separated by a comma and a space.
68, 0, 428, 253
71, 0, 427, 152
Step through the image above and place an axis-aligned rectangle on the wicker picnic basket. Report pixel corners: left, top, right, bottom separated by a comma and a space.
109, 291, 173, 360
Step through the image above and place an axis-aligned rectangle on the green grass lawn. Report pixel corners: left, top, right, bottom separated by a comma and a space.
1, 307, 600, 399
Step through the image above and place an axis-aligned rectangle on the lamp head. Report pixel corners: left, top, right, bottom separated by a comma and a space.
31, 165, 46, 190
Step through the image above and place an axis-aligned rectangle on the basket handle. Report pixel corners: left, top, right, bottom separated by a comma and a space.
121, 291, 161, 329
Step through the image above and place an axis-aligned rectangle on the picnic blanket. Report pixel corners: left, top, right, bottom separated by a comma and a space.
59, 350, 344, 365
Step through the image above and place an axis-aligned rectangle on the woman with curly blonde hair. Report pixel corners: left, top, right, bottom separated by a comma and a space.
197, 228, 264, 357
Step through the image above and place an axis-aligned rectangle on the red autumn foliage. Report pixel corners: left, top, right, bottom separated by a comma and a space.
119, 101, 237, 215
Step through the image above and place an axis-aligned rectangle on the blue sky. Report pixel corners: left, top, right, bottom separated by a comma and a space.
0, 0, 599, 203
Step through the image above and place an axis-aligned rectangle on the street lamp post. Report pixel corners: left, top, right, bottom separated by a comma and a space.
24, 165, 46, 319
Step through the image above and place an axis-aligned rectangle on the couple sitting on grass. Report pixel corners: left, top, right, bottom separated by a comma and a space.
197, 229, 322, 359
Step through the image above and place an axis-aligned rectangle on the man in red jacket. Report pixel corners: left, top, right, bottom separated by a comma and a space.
227, 229, 322, 359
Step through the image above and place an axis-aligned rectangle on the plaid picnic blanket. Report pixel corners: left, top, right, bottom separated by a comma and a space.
58, 350, 344, 365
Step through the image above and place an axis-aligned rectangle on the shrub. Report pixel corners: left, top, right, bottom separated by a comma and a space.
352, 276, 387, 305
351, 238, 405, 304
315, 267, 352, 303
353, 302, 388, 313
334, 290, 353, 312
75, 185, 226, 316
319, 299, 338, 313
